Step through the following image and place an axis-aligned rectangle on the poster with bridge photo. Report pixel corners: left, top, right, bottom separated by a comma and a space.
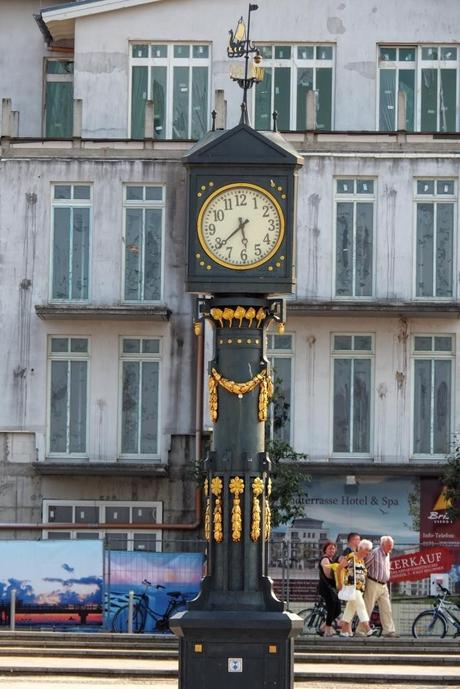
268, 475, 420, 596
105, 551, 204, 633
0, 540, 103, 628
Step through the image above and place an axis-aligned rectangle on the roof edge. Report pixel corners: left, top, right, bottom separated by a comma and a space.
41, 0, 163, 22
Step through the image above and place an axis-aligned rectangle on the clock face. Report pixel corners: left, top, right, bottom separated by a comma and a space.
197, 182, 285, 269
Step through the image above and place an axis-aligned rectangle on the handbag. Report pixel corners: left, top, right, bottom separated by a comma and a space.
338, 554, 357, 601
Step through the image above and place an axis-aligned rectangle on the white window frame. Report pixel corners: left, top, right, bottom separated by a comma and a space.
333, 178, 376, 299
266, 332, 294, 443
49, 183, 92, 302
252, 43, 335, 131
411, 334, 455, 458
42, 499, 163, 551
330, 333, 374, 458
128, 42, 211, 139
118, 336, 163, 460
43, 57, 74, 138
122, 184, 166, 303
46, 336, 90, 459
377, 44, 460, 132
412, 178, 457, 300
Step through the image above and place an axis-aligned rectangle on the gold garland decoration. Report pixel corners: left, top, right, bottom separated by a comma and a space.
209, 306, 267, 329
229, 476, 245, 542
251, 477, 264, 542
204, 478, 211, 542
264, 477, 272, 541
208, 368, 273, 423
211, 476, 223, 543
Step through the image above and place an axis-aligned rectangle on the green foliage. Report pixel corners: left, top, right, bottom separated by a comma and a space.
442, 441, 460, 518
267, 438, 309, 527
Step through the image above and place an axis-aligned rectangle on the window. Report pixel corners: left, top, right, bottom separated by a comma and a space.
48, 337, 89, 456
267, 333, 293, 442
335, 179, 375, 297
413, 335, 453, 455
120, 338, 161, 458
51, 184, 91, 301
415, 179, 455, 298
123, 186, 164, 301
332, 335, 373, 455
130, 43, 210, 139
45, 59, 74, 137
42, 500, 162, 551
254, 45, 334, 131
378, 45, 458, 132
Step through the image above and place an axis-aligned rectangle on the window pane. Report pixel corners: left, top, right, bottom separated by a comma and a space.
144, 208, 162, 300
122, 361, 140, 453
296, 67, 313, 130
174, 45, 190, 58
353, 359, 371, 452
46, 82, 73, 137
380, 47, 396, 62
52, 207, 71, 299
133, 534, 157, 551
271, 357, 291, 442
440, 69, 456, 132
417, 180, 435, 195
399, 69, 415, 131
140, 361, 159, 453
334, 335, 352, 350
54, 185, 71, 200
316, 46, 332, 60
437, 180, 454, 195
414, 336, 432, 351
131, 66, 148, 138
132, 45, 148, 58
379, 69, 396, 131
356, 180, 374, 194
132, 506, 158, 523
125, 208, 143, 301
441, 47, 457, 61
48, 505, 73, 522
47, 532, 71, 540
422, 47, 438, 60
50, 360, 68, 453
75, 506, 98, 523
337, 179, 354, 194
72, 207, 89, 300
434, 336, 452, 351
142, 339, 160, 354
274, 67, 290, 130
273, 46, 290, 59
193, 45, 209, 58
51, 338, 69, 353
191, 66, 208, 139
145, 186, 163, 201
71, 338, 88, 353
399, 48, 415, 62
414, 360, 432, 453
152, 66, 167, 139
126, 186, 143, 201
106, 533, 128, 550
316, 67, 332, 129
436, 203, 453, 297
106, 506, 130, 523
273, 335, 292, 350
123, 339, 141, 353
74, 185, 90, 200
172, 66, 189, 138
335, 202, 354, 296
298, 46, 314, 60
69, 361, 87, 453
333, 359, 351, 452
354, 335, 372, 351
421, 68, 438, 131
433, 360, 451, 453
151, 45, 167, 58
416, 203, 434, 296
255, 67, 272, 130
76, 533, 99, 540
355, 202, 373, 296
47, 60, 74, 75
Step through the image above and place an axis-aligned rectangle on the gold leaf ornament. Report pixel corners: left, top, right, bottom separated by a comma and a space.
229, 476, 245, 542
210, 308, 224, 328
204, 478, 211, 541
222, 308, 235, 328
251, 477, 264, 542
265, 478, 272, 541
234, 305, 246, 327
245, 307, 256, 327
255, 307, 267, 328
211, 476, 223, 543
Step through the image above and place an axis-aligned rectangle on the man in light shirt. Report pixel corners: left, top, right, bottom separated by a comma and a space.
361, 535, 398, 637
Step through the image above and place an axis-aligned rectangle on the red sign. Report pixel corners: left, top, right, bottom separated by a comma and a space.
420, 478, 460, 556
390, 546, 453, 583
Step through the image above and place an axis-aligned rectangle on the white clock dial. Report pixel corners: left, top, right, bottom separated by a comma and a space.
197, 183, 285, 269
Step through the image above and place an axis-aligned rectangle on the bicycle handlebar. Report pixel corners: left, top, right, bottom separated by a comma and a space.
436, 583, 451, 596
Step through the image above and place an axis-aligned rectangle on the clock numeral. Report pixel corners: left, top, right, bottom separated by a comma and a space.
224, 198, 233, 211
254, 243, 262, 257
262, 205, 270, 218
263, 233, 270, 245
215, 237, 223, 249
208, 223, 216, 236
267, 218, 275, 231
240, 249, 248, 261
235, 193, 247, 207
252, 196, 258, 210
225, 246, 233, 259
213, 209, 224, 222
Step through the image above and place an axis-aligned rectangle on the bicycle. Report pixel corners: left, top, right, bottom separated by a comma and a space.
297, 597, 382, 636
412, 583, 460, 638
111, 579, 189, 633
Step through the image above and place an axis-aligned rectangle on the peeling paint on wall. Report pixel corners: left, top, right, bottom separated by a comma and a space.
343, 62, 375, 80
394, 318, 410, 460
384, 185, 397, 298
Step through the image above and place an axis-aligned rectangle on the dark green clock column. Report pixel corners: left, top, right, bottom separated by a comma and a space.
170, 296, 302, 689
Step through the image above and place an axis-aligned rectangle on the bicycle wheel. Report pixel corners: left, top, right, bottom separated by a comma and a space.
111, 604, 144, 633
412, 611, 447, 638
297, 607, 325, 635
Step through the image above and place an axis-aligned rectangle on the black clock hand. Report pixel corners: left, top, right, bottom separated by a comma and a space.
222, 218, 249, 245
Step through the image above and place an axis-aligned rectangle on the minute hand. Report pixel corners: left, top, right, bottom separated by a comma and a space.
222, 218, 249, 245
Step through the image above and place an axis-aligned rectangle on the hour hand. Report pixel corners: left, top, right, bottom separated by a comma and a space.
222, 218, 249, 245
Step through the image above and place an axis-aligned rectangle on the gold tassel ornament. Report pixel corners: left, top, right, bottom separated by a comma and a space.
211, 476, 223, 543
251, 477, 264, 542
264, 477, 272, 541
229, 476, 245, 542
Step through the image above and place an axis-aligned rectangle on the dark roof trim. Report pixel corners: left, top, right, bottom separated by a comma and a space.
33, 13, 54, 46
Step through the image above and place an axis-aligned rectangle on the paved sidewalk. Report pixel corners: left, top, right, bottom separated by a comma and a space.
0, 680, 455, 689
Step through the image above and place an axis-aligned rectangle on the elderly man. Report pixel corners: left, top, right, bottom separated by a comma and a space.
361, 535, 398, 637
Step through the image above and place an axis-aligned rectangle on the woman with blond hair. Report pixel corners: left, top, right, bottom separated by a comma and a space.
339, 538, 378, 637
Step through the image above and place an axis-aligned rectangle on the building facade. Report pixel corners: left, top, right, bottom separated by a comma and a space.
1, 0, 459, 563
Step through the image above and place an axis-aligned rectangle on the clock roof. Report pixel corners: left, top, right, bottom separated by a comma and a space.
184, 123, 304, 167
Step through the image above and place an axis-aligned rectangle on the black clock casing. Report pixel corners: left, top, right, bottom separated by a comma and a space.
184, 123, 303, 294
